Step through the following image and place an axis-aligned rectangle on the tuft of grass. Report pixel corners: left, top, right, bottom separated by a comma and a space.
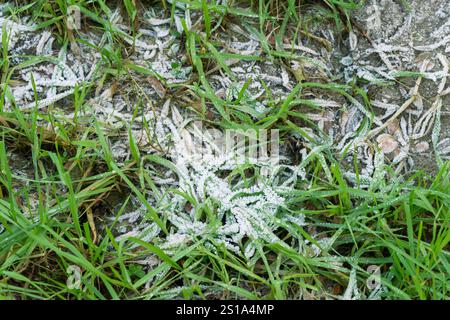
0, 0, 448, 301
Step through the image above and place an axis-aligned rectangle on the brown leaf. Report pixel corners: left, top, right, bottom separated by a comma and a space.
414, 141, 429, 153
86, 208, 98, 244
146, 77, 166, 98
376, 133, 398, 154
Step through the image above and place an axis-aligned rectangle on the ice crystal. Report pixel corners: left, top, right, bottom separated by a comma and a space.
0, 14, 98, 111
113, 100, 335, 259
342, 268, 361, 300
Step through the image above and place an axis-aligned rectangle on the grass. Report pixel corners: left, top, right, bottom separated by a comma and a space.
0, 0, 449, 300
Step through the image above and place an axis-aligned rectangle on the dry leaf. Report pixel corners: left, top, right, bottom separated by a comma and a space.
147, 77, 166, 98
291, 61, 305, 82
86, 207, 98, 244
376, 133, 398, 154
414, 141, 429, 153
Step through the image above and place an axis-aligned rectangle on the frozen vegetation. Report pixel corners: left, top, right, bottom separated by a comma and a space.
0, 0, 449, 300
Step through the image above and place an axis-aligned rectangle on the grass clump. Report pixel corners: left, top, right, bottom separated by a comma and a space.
0, 0, 449, 300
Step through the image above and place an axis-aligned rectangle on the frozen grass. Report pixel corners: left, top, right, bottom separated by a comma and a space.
0, 0, 449, 300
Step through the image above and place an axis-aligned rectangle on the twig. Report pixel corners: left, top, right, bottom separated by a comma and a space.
363, 60, 430, 140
